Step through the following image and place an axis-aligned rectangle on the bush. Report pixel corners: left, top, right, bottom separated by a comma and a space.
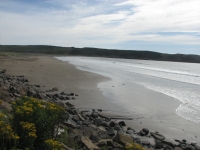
12, 97, 65, 149
125, 142, 145, 150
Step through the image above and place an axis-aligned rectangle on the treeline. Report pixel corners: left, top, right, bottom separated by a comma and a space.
0, 45, 200, 63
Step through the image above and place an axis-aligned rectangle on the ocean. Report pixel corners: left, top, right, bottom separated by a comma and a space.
56, 56, 200, 124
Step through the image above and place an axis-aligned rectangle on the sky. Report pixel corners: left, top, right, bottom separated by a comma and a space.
0, 0, 200, 55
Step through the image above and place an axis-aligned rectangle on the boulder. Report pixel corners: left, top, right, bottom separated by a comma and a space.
81, 136, 100, 150
90, 112, 99, 119
113, 134, 133, 146
150, 132, 165, 141
94, 119, 103, 127
52, 87, 58, 92
142, 128, 149, 135
126, 130, 134, 135
114, 125, 122, 131
155, 140, 164, 149
107, 141, 124, 149
118, 121, 126, 127
164, 146, 173, 150
162, 139, 176, 148
90, 134, 99, 142
107, 128, 115, 137
117, 130, 124, 135
110, 121, 117, 127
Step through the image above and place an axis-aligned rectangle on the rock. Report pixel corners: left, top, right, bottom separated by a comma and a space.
150, 132, 165, 141
139, 130, 146, 136
52, 87, 58, 91
70, 93, 74, 96
162, 139, 176, 148
118, 121, 126, 127
27, 88, 36, 96
113, 134, 133, 146
107, 128, 115, 137
18, 87, 27, 96
142, 128, 149, 135
94, 119, 103, 127
101, 121, 109, 128
13, 93, 21, 97
155, 140, 164, 149
126, 130, 134, 134
142, 140, 150, 146
81, 136, 100, 150
174, 147, 183, 150
90, 112, 99, 119
110, 121, 116, 127
107, 141, 124, 149
182, 139, 187, 143
134, 138, 142, 145
114, 125, 122, 131
117, 130, 124, 135
90, 134, 99, 142
97, 109, 102, 112
72, 115, 79, 122
164, 146, 173, 150
140, 136, 155, 147
183, 146, 195, 150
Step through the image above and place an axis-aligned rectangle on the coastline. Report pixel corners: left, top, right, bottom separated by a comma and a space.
0, 55, 199, 145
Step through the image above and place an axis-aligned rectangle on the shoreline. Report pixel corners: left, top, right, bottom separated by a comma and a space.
0, 55, 200, 147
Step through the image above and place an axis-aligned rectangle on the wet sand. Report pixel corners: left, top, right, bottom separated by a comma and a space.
0, 55, 199, 144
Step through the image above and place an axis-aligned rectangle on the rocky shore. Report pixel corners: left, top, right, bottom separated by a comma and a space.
0, 69, 199, 150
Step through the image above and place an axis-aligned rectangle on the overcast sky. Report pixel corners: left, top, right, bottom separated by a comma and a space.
0, 0, 200, 55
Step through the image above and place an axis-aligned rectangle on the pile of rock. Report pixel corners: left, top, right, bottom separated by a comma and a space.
0, 70, 199, 150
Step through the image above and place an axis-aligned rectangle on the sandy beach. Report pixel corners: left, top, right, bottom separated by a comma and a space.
0, 55, 199, 145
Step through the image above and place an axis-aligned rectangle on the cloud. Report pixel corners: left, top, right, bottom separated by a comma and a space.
0, 0, 200, 49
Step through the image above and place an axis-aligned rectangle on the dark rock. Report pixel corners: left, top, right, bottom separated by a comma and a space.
101, 121, 109, 128
142, 140, 150, 146
72, 115, 79, 122
150, 132, 165, 141
110, 121, 116, 127
183, 146, 195, 150
118, 121, 126, 127
90, 134, 99, 142
139, 130, 146, 136
155, 140, 164, 149
27, 88, 36, 96
107, 128, 115, 137
174, 147, 183, 150
107, 141, 124, 149
114, 125, 122, 131
134, 138, 142, 145
142, 128, 149, 135
52, 87, 58, 91
70, 93, 74, 96
94, 119, 103, 127
90, 112, 99, 119
162, 140, 175, 148
164, 146, 173, 150
97, 109, 102, 112
182, 139, 187, 143
65, 102, 74, 107
67, 109, 76, 115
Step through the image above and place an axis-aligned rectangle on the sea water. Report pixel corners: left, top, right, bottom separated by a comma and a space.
56, 56, 200, 124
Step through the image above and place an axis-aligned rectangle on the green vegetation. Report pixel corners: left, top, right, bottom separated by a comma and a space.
125, 142, 145, 150
0, 97, 67, 150
0, 45, 200, 63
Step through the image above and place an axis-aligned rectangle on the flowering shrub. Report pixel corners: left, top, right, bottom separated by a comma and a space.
45, 139, 64, 150
0, 107, 19, 149
125, 142, 145, 150
12, 97, 65, 149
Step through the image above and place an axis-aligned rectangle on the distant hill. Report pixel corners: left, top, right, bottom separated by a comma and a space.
0, 45, 200, 63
